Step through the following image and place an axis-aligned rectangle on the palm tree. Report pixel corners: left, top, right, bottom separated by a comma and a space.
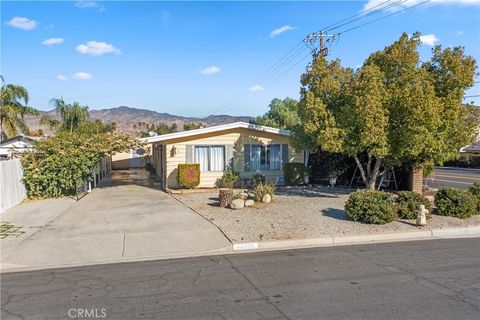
0, 76, 39, 141
44, 98, 89, 133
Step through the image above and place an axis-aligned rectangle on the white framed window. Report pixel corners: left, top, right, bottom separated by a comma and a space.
249, 144, 282, 171
194, 145, 225, 172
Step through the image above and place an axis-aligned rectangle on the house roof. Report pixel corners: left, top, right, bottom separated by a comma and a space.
0, 134, 40, 146
461, 140, 480, 153
140, 121, 290, 144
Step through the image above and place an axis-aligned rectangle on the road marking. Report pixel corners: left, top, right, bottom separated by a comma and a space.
426, 178, 473, 185
433, 174, 480, 181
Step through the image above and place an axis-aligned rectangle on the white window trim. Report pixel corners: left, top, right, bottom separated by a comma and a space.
248, 144, 282, 172
194, 145, 226, 172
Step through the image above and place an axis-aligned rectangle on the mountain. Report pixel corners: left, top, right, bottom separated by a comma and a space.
25, 106, 254, 134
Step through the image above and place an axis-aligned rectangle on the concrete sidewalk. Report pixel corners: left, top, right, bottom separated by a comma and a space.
1, 170, 232, 272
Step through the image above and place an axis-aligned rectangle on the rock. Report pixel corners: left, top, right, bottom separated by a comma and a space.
262, 194, 272, 204
239, 192, 248, 200
245, 199, 255, 207
230, 199, 245, 210
247, 192, 255, 199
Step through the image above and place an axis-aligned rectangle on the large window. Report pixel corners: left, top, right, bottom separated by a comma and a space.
194, 146, 225, 172
249, 144, 281, 171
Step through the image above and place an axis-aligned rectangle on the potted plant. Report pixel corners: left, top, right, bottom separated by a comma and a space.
325, 156, 346, 187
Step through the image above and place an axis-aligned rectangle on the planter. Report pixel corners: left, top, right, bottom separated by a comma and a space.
329, 177, 337, 187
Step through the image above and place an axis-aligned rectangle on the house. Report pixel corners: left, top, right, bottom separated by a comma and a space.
141, 122, 305, 189
0, 135, 40, 160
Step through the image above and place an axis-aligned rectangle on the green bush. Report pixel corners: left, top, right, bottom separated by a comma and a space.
254, 182, 276, 202
396, 191, 432, 219
345, 190, 397, 224
468, 182, 480, 214
283, 162, 306, 186
178, 164, 200, 189
250, 173, 266, 188
434, 188, 477, 219
219, 170, 240, 188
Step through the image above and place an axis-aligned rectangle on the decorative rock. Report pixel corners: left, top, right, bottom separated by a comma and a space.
262, 194, 272, 204
239, 192, 248, 200
416, 204, 428, 227
245, 199, 255, 207
247, 193, 255, 200
231, 199, 245, 210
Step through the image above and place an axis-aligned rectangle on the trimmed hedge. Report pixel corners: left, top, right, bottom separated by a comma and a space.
178, 164, 200, 189
396, 191, 432, 219
283, 162, 306, 186
345, 190, 397, 224
468, 183, 480, 214
434, 188, 477, 219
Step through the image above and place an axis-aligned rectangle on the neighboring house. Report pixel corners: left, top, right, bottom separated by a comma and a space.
461, 140, 480, 154
0, 135, 39, 160
112, 148, 146, 169
142, 122, 305, 189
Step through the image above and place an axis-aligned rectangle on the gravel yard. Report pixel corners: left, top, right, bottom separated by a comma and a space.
174, 186, 480, 242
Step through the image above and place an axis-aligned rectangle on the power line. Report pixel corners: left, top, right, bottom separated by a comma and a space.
337, 0, 431, 35
464, 95, 480, 98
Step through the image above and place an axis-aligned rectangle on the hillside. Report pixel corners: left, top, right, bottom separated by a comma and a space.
25, 106, 254, 135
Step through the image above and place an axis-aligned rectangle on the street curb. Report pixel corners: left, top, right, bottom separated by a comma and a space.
232, 226, 480, 252
2, 227, 478, 274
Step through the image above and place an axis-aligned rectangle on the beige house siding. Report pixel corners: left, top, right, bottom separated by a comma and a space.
112, 152, 131, 170
153, 128, 303, 189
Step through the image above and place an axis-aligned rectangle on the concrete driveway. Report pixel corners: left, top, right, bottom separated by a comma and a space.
1, 170, 231, 272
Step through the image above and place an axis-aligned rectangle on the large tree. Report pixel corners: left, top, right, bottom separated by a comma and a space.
254, 97, 299, 129
294, 32, 479, 189
0, 77, 39, 140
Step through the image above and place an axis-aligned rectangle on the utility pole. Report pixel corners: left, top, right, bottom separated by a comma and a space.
303, 30, 337, 59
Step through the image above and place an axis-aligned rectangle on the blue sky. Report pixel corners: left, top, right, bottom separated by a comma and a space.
1, 0, 479, 117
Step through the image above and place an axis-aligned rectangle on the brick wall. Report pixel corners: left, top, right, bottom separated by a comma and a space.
409, 166, 424, 194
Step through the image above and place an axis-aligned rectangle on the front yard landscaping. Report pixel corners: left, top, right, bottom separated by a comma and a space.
174, 186, 480, 243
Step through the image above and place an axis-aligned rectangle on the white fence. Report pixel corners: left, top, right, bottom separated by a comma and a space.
0, 159, 27, 214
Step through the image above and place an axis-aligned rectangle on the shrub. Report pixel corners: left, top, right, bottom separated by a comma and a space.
396, 191, 432, 219
178, 164, 200, 189
345, 190, 397, 224
219, 170, 240, 188
283, 162, 306, 186
254, 182, 276, 202
468, 182, 480, 214
250, 173, 266, 188
435, 188, 477, 219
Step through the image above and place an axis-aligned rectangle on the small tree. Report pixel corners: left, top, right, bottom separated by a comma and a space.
294, 32, 479, 189
254, 97, 299, 129
183, 122, 202, 131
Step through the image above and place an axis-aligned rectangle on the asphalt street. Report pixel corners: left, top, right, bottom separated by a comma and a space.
425, 166, 479, 189
1, 238, 479, 320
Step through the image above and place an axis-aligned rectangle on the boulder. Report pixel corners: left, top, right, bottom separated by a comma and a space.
239, 192, 249, 200
245, 199, 255, 207
247, 192, 255, 199
230, 199, 245, 210
262, 194, 272, 204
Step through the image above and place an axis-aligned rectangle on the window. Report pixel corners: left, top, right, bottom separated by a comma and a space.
248, 144, 281, 171
194, 146, 225, 172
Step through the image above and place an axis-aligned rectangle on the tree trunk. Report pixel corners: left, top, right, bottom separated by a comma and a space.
367, 159, 382, 190
219, 189, 233, 208
353, 155, 368, 185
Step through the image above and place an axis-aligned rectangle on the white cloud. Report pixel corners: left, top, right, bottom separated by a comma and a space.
42, 38, 64, 45
363, 0, 480, 12
270, 25, 295, 38
456, 30, 465, 36
73, 72, 93, 80
76, 41, 121, 56
75, 1, 105, 12
6, 17, 37, 30
419, 34, 439, 46
200, 66, 221, 75
249, 84, 264, 92
56, 74, 68, 81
